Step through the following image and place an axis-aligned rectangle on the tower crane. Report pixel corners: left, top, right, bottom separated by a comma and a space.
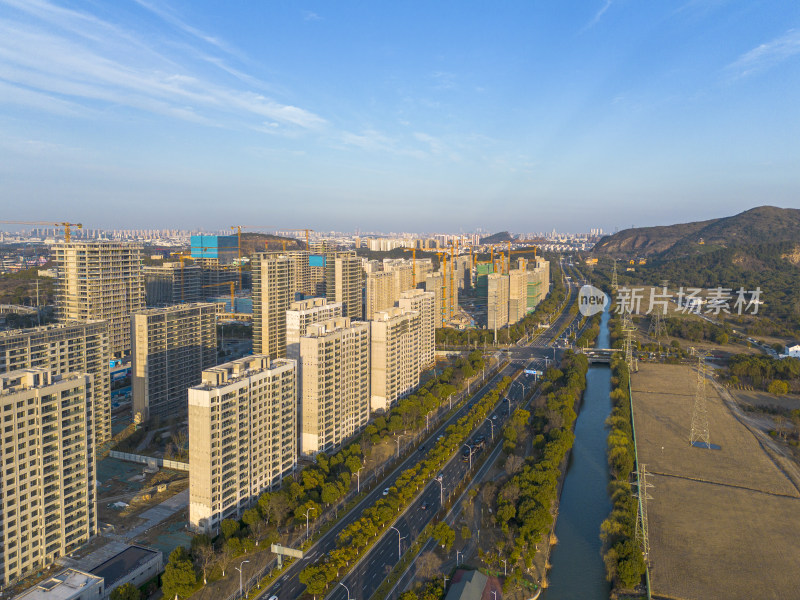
277, 228, 315, 249
0, 220, 83, 242
203, 282, 237, 314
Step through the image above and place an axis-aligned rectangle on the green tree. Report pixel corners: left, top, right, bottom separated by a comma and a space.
242, 508, 261, 530
432, 522, 455, 551
768, 380, 789, 395
162, 547, 197, 600
220, 518, 240, 539
110, 582, 141, 600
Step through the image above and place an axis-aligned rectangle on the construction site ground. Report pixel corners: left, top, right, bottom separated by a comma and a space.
631, 363, 800, 600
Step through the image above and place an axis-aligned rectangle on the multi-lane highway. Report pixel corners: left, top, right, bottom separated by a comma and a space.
321, 271, 585, 600
261, 264, 584, 600
262, 363, 520, 600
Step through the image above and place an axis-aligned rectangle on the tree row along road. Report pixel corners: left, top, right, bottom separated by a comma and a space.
259, 270, 582, 600
368, 272, 586, 600
260, 364, 516, 600
320, 274, 584, 600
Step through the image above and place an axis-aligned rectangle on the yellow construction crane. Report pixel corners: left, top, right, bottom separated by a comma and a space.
402, 247, 418, 286
0, 220, 83, 242
278, 228, 315, 249
203, 282, 236, 313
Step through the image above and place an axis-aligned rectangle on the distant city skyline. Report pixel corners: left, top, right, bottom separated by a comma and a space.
1, 1, 799, 231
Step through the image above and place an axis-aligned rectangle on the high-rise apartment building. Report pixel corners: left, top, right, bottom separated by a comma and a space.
54, 242, 144, 357
326, 252, 364, 320
132, 303, 218, 422
0, 322, 111, 449
365, 271, 396, 320
283, 251, 313, 297
508, 267, 529, 325
299, 317, 370, 456
252, 253, 294, 359
370, 308, 421, 412
0, 369, 95, 585
398, 289, 436, 369
487, 273, 510, 330
143, 262, 203, 306
188, 356, 296, 535
285, 298, 343, 360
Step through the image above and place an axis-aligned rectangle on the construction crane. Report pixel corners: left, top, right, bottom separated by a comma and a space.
203, 282, 236, 314
506, 245, 541, 272
1, 220, 83, 242
402, 247, 418, 286
277, 228, 315, 249
449, 241, 457, 317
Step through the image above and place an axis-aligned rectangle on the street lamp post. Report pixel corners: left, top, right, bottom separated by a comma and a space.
485, 418, 494, 441
235, 560, 250, 599
338, 582, 351, 600
354, 467, 364, 493
435, 475, 444, 505
303, 507, 316, 540
389, 526, 405, 561
501, 559, 507, 576
456, 550, 462, 566
463, 444, 476, 470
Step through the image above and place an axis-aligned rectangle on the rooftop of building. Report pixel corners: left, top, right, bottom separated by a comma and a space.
195, 355, 295, 389
132, 302, 218, 316
16, 569, 103, 600
0, 320, 106, 339
89, 545, 161, 589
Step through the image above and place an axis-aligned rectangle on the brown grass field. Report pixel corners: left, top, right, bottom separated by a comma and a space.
631, 363, 800, 600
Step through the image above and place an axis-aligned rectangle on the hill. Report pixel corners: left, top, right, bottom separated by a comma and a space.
480, 231, 516, 244
593, 206, 800, 258
239, 232, 305, 255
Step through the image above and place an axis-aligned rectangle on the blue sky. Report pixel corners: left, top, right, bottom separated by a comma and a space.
1, 0, 799, 233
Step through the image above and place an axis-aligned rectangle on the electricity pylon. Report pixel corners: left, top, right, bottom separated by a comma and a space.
648, 311, 666, 340
690, 353, 711, 448
622, 313, 638, 372
633, 464, 654, 564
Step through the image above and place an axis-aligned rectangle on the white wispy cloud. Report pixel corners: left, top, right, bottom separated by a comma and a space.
581, 0, 612, 33
0, 0, 326, 130
303, 11, 322, 22
726, 29, 800, 79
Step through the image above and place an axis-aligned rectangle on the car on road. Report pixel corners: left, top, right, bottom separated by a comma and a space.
268, 596, 279, 600
418, 444, 425, 452
421, 501, 429, 510
492, 414, 498, 420
382, 488, 390, 496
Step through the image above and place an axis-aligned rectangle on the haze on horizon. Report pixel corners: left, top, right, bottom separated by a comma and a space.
1, 0, 799, 233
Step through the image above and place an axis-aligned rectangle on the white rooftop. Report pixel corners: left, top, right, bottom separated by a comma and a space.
16, 569, 103, 600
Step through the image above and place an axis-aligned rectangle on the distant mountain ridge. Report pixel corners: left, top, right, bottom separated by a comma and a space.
593, 206, 800, 258
480, 231, 516, 244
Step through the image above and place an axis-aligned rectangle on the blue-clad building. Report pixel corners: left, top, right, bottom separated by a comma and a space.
190, 235, 238, 265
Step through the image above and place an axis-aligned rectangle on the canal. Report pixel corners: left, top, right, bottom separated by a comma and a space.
544, 305, 612, 600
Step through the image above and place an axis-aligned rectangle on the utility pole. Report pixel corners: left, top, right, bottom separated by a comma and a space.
485, 418, 494, 441
389, 526, 405, 561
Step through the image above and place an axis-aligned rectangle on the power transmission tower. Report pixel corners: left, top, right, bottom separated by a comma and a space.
690, 353, 711, 448
611, 259, 619, 292
633, 464, 654, 564
648, 311, 666, 340
623, 315, 638, 372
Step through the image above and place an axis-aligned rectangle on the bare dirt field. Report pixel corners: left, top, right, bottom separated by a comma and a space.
631, 363, 800, 600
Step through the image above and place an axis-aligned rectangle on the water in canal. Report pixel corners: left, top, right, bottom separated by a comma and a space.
544, 305, 612, 600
